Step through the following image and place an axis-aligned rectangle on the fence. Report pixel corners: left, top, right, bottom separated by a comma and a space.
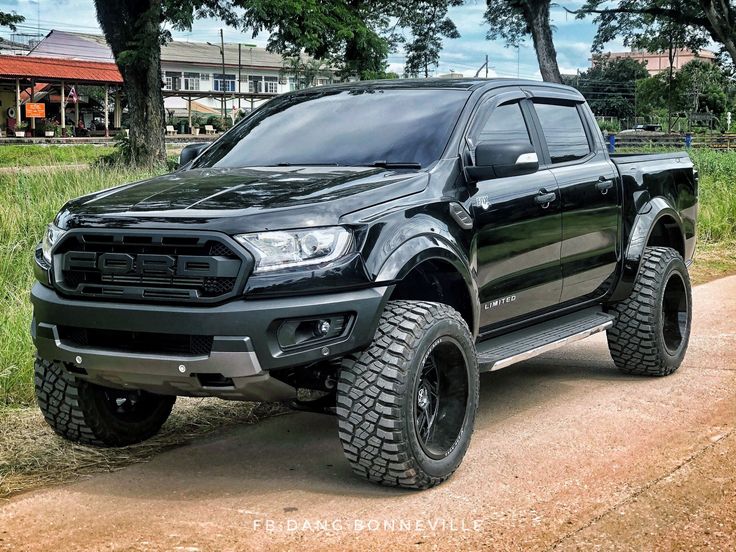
606, 133, 736, 152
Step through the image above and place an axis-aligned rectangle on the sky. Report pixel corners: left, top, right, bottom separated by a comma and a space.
1, 0, 627, 79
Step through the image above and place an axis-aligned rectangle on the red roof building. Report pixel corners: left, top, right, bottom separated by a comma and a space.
0, 54, 122, 85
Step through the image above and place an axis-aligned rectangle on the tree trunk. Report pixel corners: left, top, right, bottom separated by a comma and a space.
525, 0, 562, 83
94, 0, 166, 167
699, 0, 736, 65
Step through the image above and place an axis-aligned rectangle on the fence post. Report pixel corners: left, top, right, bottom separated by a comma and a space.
684, 133, 692, 148
608, 133, 616, 154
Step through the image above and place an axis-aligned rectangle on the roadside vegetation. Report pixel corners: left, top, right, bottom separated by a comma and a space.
0, 145, 734, 497
0, 145, 115, 168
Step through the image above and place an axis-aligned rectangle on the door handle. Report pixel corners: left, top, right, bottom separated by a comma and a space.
534, 191, 556, 208
596, 177, 614, 195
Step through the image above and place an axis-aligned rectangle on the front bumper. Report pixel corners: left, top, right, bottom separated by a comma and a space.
31, 283, 390, 401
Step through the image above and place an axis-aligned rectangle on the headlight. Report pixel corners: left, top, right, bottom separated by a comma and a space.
234, 227, 352, 273
41, 223, 66, 264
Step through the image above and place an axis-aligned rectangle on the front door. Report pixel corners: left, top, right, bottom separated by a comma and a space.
463, 97, 563, 329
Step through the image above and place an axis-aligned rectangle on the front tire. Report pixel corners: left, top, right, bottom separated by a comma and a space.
336, 301, 479, 489
607, 246, 692, 376
34, 357, 176, 446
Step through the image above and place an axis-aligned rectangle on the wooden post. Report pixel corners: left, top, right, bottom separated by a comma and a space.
104, 85, 109, 137
187, 96, 192, 132
75, 83, 79, 125
15, 78, 21, 128
114, 88, 121, 128
60, 80, 66, 133
30, 80, 36, 132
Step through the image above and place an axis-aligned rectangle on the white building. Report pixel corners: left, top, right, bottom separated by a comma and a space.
28, 30, 333, 116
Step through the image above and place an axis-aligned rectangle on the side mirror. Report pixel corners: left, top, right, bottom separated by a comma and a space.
177, 142, 208, 169
465, 141, 539, 182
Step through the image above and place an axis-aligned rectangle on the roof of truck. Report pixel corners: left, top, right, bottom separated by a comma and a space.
290, 77, 584, 98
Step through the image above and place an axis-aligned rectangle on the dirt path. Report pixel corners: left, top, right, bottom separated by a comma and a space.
1, 277, 735, 551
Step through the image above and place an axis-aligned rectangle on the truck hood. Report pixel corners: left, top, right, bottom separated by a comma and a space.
56, 166, 428, 232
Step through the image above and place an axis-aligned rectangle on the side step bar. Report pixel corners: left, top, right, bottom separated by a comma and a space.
476, 307, 614, 372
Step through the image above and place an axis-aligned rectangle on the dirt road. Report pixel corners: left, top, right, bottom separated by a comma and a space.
2, 276, 735, 551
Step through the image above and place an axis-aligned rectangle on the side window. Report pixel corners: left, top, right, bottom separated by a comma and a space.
476, 102, 532, 145
534, 102, 591, 163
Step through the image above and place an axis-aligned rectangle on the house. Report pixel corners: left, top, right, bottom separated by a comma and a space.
593, 48, 716, 76
28, 30, 333, 116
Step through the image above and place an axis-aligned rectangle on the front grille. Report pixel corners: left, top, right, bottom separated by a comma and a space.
53, 230, 252, 304
58, 326, 214, 356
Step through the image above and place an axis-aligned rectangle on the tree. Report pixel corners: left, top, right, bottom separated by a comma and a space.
484, 0, 562, 82
401, 0, 462, 78
575, 0, 736, 67
94, 1, 239, 167
565, 56, 649, 119
0, 11, 24, 31
242, 1, 395, 80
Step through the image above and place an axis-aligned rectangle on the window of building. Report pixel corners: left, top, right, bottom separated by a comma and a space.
248, 75, 279, 94
199, 73, 210, 81
183, 72, 200, 91
164, 71, 181, 90
476, 102, 531, 145
533, 102, 591, 163
213, 73, 236, 92
263, 76, 278, 94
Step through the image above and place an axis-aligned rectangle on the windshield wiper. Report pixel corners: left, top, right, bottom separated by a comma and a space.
370, 161, 422, 169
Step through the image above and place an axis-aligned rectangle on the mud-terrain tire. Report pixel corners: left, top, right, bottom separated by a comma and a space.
607, 246, 692, 376
336, 301, 479, 489
34, 356, 176, 446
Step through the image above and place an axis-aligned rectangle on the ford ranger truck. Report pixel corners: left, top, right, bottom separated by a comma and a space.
32, 79, 697, 489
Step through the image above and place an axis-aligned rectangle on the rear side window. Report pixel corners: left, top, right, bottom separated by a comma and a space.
533, 103, 590, 163
477, 102, 531, 145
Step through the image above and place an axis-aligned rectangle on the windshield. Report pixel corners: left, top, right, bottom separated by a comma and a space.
193, 88, 470, 169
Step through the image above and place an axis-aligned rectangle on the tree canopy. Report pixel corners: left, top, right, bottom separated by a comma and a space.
575, 0, 736, 68
484, 0, 562, 82
401, 0, 463, 78
0, 10, 24, 31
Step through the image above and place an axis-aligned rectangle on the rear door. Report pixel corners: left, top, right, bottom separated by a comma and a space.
528, 98, 621, 303
463, 93, 563, 329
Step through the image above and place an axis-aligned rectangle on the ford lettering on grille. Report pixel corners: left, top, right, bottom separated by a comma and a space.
53, 231, 252, 304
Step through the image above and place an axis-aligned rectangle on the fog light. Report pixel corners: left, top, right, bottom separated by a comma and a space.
316, 320, 331, 337
276, 314, 349, 350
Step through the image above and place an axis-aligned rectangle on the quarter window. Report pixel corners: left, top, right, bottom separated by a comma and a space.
533, 103, 591, 163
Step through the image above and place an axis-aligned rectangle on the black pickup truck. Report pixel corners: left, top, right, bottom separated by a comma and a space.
32, 79, 697, 489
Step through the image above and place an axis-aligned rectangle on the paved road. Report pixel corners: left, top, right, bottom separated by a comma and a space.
2, 277, 735, 551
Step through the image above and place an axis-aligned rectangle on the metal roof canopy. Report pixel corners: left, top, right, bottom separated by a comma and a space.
0, 54, 123, 85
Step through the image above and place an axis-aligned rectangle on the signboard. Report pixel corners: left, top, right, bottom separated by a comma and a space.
25, 103, 45, 118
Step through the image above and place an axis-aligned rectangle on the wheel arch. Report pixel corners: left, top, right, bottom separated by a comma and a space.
375, 236, 478, 336
609, 197, 686, 302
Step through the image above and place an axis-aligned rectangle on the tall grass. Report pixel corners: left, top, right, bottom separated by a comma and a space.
0, 145, 115, 167
0, 151, 735, 407
688, 150, 736, 243
0, 166, 159, 406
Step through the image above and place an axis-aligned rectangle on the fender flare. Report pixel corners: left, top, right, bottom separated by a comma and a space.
609, 197, 685, 302
375, 235, 479, 335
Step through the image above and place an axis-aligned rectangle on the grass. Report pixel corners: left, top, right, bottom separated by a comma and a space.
0, 145, 115, 167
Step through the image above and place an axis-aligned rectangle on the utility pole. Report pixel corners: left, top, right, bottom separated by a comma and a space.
485, 54, 489, 79
220, 29, 226, 122
238, 43, 242, 110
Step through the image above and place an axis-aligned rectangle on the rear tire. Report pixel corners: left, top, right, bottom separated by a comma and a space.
607, 246, 692, 376
336, 301, 479, 489
34, 356, 176, 446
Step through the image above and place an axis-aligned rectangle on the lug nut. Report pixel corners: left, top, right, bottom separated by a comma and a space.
75, 356, 82, 364
178, 364, 186, 373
